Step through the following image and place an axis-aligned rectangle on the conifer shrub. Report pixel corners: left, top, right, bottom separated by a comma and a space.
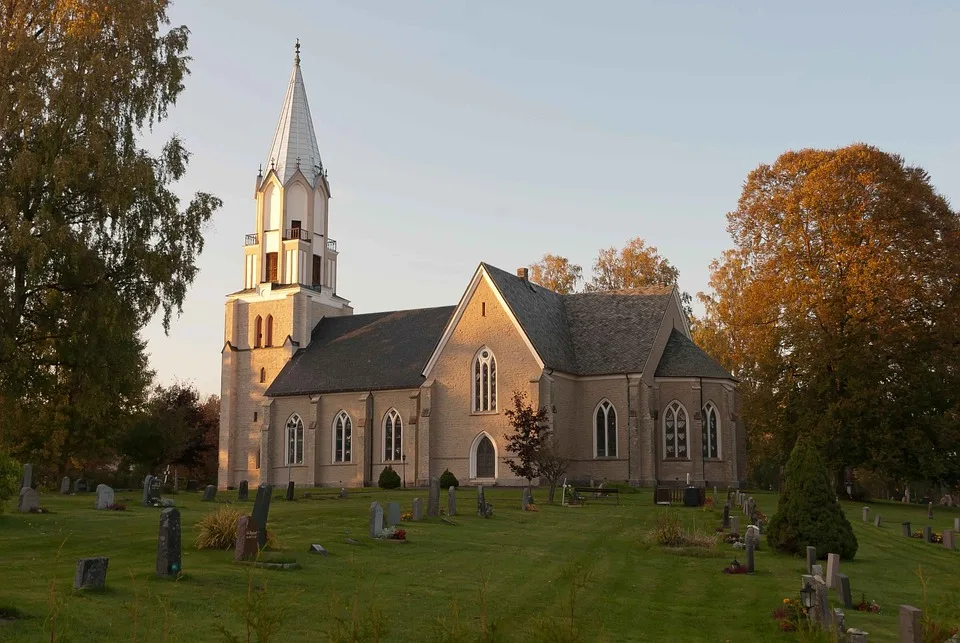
766, 437, 858, 560
378, 466, 401, 489
438, 469, 459, 489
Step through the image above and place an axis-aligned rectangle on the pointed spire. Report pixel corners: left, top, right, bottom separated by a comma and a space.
264, 40, 324, 185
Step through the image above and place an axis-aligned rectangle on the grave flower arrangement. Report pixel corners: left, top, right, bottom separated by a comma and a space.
525, 504, 539, 512
722, 559, 748, 574
401, 511, 413, 522
772, 597, 808, 632
911, 530, 943, 543
106, 502, 127, 511
855, 595, 881, 613
378, 526, 407, 541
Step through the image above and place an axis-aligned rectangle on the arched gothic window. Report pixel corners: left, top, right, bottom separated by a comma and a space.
472, 347, 497, 412
265, 315, 274, 347
254, 316, 263, 348
383, 409, 402, 462
702, 402, 720, 459
259, 367, 266, 383
473, 434, 496, 479
664, 401, 688, 459
594, 399, 617, 458
285, 414, 304, 465
334, 411, 352, 463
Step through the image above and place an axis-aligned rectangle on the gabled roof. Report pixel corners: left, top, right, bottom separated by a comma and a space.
265, 306, 455, 397
265, 45, 324, 186
655, 328, 734, 380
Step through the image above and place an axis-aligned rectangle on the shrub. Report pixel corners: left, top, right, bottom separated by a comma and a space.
766, 436, 858, 560
652, 511, 684, 547
438, 469, 459, 489
196, 506, 246, 550
378, 466, 401, 490
0, 452, 20, 513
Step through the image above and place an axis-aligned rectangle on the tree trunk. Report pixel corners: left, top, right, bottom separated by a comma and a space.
548, 482, 557, 503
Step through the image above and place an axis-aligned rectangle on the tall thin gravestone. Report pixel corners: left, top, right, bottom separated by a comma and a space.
746, 539, 755, 574
922, 526, 932, 543
427, 476, 440, 517
412, 498, 423, 521
21, 463, 32, 489
955, 517, 960, 532
369, 502, 384, 538
813, 576, 832, 630
806, 546, 817, 573
386, 502, 401, 527
927, 502, 933, 520
874, 515, 882, 528
899, 605, 922, 643
902, 522, 911, 537
836, 573, 853, 609
448, 486, 456, 516
285, 481, 295, 501
252, 484, 272, 549
862, 506, 869, 522
156, 508, 181, 577
730, 515, 740, 535
142, 475, 155, 506
60, 477, 70, 494
237, 480, 249, 501
722, 503, 730, 528
825, 553, 840, 589
713, 486, 718, 505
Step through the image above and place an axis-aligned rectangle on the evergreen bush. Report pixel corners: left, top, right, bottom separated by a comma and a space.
378, 466, 401, 489
766, 437, 858, 560
438, 469, 459, 489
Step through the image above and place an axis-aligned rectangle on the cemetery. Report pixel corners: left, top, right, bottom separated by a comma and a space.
0, 476, 957, 642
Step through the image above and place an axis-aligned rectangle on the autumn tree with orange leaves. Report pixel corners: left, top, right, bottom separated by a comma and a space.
697, 144, 960, 487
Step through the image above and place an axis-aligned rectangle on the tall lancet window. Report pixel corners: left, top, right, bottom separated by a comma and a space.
334, 411, 352, 463
702, 402, 720, 459
383, 409, 402, 462
594, 400, 617, 458
265, 315, 274, 347
472, 348, 497, 412
254, 316, 263, 348
664, 401, 688, 459
285, 414, 304, 465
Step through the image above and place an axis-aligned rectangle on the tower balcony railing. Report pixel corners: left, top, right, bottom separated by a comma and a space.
283, 227, 311, 242
244, 233, 258, 246
327, 238, 337, 252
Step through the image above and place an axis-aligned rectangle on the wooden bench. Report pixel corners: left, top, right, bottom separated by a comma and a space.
572, 487, 620, 505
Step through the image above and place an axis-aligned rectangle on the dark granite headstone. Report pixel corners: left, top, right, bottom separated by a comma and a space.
837, 573, 853, 609
74, 557, 109, 590
285, 481, 295, 501
746, 539, 755, 574
923, 525, 932, 543
142, 475, 159, 506
427, 477, 440, 517
723, 504, 730, 528
308, 544, 328, 555
234, 515, 259, 561
874, 514, 882, 528
238, 480, 249, 501
252, 484, 273, 549
202, 485, 216, 502
902, 522, 911, 537
74, 479, 88, 493
156, 508, 181, 577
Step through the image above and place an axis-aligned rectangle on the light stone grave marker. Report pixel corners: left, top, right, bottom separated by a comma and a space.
412, 498, 423, 521
427, 477, 440, 517
899, 605, 922, 643
369, 502, 384, 538
386, 502, 401, 527
826, 553, 840, 589
95, 484, 114, 510
60, 477, 70, 494
448, 486, 456, 516
18, 487, 39, 513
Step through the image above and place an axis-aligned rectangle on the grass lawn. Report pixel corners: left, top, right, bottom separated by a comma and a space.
0, 486, 958, 642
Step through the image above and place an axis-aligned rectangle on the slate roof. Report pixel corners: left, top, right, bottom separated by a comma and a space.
265, 306, 455, 396
655, 328, 734, 380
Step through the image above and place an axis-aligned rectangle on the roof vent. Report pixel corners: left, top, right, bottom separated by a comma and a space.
516, 267, 529, 281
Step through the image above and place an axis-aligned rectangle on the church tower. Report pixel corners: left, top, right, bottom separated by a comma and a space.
218, 41, 353, 488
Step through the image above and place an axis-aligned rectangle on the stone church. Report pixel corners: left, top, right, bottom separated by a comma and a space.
217, 45, 746, 490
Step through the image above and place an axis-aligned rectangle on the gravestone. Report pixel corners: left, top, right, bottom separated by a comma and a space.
21, 463, 32, 489
899, 605, 922, 643
285, 481, 295, 501
156, 508, 181, 577
955, 517, 960, 532
60, 477, 70, 494
412, 498, 423, 521
745, 525, 760, 550
826, 553, 840, 589
369, 502, 384, 538
722, 504, 730, 528
252, 484, 273, 549
234, 515, 259, 561
927, 502, 933, 520
308, 544, 328, 555
477, 485, 492, 517
74, 557, 109, 590
521, 487, 530, 511
387, 502, 401, 527
186, 479, 199, 491
730, 515, 740, 535
862, 506, 869, 522
836, 573, 853, 609
922, 526, 932, 543
448, 486, 456, 516
942, 530, 955, 550
874, 515, 882, 528
95, 484, 115, 510
427, 476, 440, 517
237, 480, 249, 501
142, 475, 158, 506
713, 486, 717, 504
74, 478, 88, 493
847, 628, 869, 643
746, 539, 755, 574
801, 574, 814, 590
339, 487, 348, 499
806, 546, 817, 573
901, 522, 911, 537
202, 485, 216, 502
811, 564, 824, 579
160, 498, 175, 508
813, 576, 832, 630
18, 487, 39, 513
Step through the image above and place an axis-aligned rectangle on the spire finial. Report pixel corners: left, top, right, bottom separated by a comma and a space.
294, 39, 301, 66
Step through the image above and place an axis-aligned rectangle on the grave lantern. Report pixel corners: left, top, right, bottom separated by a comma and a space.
800, 582, 815, 610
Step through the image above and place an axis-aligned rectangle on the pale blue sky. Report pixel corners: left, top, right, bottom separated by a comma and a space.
144, 0, 960, 396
